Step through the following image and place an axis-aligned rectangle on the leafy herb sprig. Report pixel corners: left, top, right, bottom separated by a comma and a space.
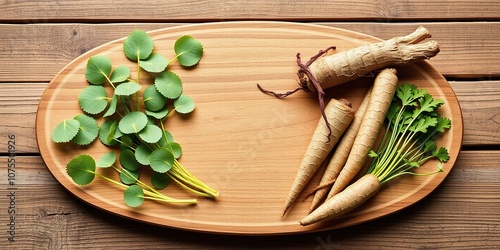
367, 83, 451, 184
51, 30, 218, 207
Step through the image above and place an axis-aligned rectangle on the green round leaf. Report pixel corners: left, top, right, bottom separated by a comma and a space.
96, 151, 116, 168
145, 106, 169, 120
120, 148, 140, 171
78, 85, 109, 115
143, 85, 167, 111
119, 135, 134, 151
118, 111, 148, 134
66, 154, 96, 185
173, 94, 195, 114
140, 53, 168, 73
124, 185, 144, 207
98, 119, 120, 146
51, 119, 80, 143
123, 30, 154, 61
138, 124, 163, 144
158, 130, 174, 147
154, 71, 183, 99
73, 114, 99, 145
103, 94, 118, 117
174, 35, 203, 67
120, 168, 140, 185
110, 66, 131, 83
114, 81, 142, 96
151, 172, 170, 190
85, 55, 112, 85
150, 147, 174, 173
169, 142, 182, 159
135, 144, 153, 165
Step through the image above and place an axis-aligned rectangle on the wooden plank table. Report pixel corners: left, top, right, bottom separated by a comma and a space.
1, 1, 499, 248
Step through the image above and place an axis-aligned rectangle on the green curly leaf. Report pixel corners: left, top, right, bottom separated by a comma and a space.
145, 106, 169, 120
78, 85, 109, 115
66, 154, 96, 185
118, 111, 148, 134
150, 147, 174, 173
120, 168, 140, 185
173, 94, 195, 114
123, 30, 154, 61
124, 184, 144, 207
135, 144, 153, 165
72, 114, 99, 145
51, 119, 80, 143
143, 85, 167, 111
151, 172, 170, 190
174, 35, 203, 67
110, 66, 131, 83
138, 124, 163, 144
155, 71, 183, 99
85, 55, 112, 85
169, 142, 182, 159
140, 53, 168, 73
120, 148, 140, 171
98, 119, 121, 146
103, 94, 118, 117
96, 151, 117, 168
114, 81, 141, 96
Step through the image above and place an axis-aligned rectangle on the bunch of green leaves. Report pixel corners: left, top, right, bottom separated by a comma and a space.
51, 30, 218, 207
67, 153, 196, 207
367, 83, 451, 184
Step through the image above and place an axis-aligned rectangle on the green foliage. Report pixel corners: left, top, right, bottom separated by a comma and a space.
174, 35, 203, 67
140, 53, 168, 73
124, 185, 144, 207
138, 124, 163, 143
72, 114, 99, 145
110, 66, 131, 83
151, 172, 170, 190
118, 111, 148, 134
66, 154, 96, 185
120, 168, 140, 185
174, 94, 195, 114
123, 30, 154, 61
143, 85, 167, 111
104, 95, 118, 117
120, 148, 140, 171
150, 147, 175, 173
155, 71, 183, 99
135, 144, 152, 165
368, 83, 451, 184
98, 119, 120, 146
78, 85, 109, 115
51, 119, 80, 143
96, 151, 117, 168
52, 29, 217, 207
85, 55, 112, 85
167, 142, 182, 159
145, 107, 169, 120
114, 81, 142, 96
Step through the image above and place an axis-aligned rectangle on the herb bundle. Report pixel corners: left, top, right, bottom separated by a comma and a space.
51, 30, 218, 207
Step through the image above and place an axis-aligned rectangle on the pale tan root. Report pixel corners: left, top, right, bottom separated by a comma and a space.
301, 26, 439, 92
328, 68, 398, 199
309, 86, 372, 212
283, 98, 355, 216
300, 173, 380, 226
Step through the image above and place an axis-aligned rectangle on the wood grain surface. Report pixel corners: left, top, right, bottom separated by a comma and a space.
0, 151, 498, 248
1, 0, 499, 248
1, 22, 499, 82
34, 22, 462, 235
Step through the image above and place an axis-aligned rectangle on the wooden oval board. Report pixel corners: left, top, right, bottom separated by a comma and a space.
36, 22, 463, 235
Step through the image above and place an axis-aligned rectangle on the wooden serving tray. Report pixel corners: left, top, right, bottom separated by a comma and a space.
36, 22, 463, 235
